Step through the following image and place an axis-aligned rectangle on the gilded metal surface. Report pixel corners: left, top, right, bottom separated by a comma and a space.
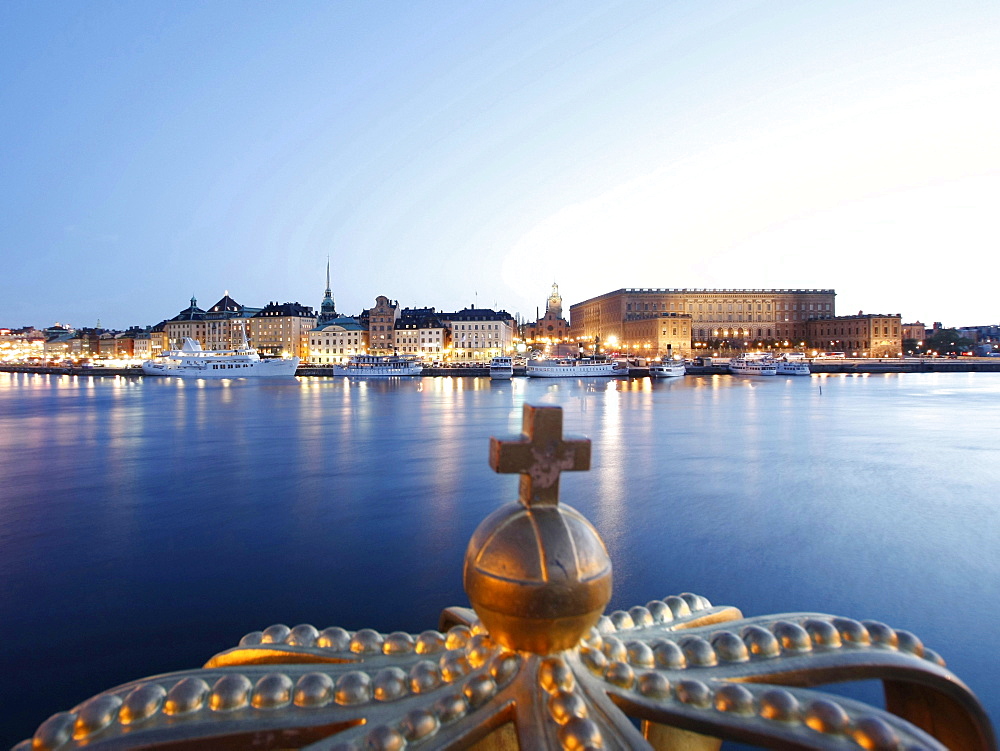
467, 405, 611, 654
18, 405, 996, 750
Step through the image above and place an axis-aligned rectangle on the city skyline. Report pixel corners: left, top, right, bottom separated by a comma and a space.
2, 2, 999, 329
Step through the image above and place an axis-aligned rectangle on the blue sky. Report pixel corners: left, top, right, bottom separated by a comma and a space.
2, 1, 998, 329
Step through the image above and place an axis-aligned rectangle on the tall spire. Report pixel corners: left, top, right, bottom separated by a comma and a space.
320, 256, 337, 323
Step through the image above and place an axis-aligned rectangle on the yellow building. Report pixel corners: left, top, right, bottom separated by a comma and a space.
162, 296, 207, 348
442, 307, 516, 362
621, 312, 692, 358
308, 316, 365, 364
806, 313, 902, 357
570, 288, 836, 349
249, 301, 316, 358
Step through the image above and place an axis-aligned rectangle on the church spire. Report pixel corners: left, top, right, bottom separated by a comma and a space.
320, 256, 337, 323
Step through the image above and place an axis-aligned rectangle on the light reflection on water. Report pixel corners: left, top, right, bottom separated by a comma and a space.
0, 371, 998, 746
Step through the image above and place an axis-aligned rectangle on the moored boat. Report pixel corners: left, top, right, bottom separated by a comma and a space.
141, 336, 299, 378
526, 355, 628, 378
775, 358, 811, 375
728, 354, 777, 376
333, 354, 423, 377
649, 357, 686, 378
489, 356, 514, 380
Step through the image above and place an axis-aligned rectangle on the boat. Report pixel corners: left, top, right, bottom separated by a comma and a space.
728, 353, 777, 376
525, 355, 629, 378
141, 336, 299, 378
333, 354, 423, 376
649, 356, 686, 378
775, 358, 811, 376
489, 356, 514, 380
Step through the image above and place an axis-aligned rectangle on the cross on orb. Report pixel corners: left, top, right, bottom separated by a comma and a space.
489, 404, 590, 507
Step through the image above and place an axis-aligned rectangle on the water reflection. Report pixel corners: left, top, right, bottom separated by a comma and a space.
1, 372, 999, 748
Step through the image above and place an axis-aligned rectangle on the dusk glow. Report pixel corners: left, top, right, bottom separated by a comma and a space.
2, 1, 998, 328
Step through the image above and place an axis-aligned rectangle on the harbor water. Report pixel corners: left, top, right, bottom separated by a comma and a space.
1, 371, 998, 746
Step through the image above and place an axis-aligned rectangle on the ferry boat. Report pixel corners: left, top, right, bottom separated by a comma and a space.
648, 357, 686, 378
333, 354, 423, 377
728, 354, 777, 376
141, 337, 299, 378
489, 356, 514, 380
775, 358, 811, 376
525, 355, 629, 378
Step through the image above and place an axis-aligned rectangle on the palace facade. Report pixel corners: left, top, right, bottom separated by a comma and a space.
806, 313, 902, 357
570, 288, 837, 353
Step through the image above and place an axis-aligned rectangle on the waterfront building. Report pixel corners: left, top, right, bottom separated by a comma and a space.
367, 295, 401, 355
132, 330, 152, 360
308, 316, 366, 364
249, 301, 316, 358
113, 329, 143, 359
806, 312, 902, 357
98, 333, 117, 359
395, 308, 450, 359
902, 322, 927, 343
0, 327, 46, 362
68, 329, 102, 359
150, 321, 168, 357
522, 283, 572, 353
202, 293, 261, 351
440, 306, 515, 362
570, 288, 836, 350
42, 330, 75, 360
621, 312, 693, 358
162, 296, 207, 349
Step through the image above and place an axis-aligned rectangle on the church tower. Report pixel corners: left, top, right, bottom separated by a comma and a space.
546, 282, 563, 319
319, 257, 337, 324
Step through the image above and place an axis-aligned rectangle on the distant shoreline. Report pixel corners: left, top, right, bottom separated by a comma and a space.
4, 359, 1000, 378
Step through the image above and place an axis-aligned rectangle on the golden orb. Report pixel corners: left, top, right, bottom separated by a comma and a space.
464, 500, 612, 654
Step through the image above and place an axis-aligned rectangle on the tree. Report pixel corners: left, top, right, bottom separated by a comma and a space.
924, 328, 974, 355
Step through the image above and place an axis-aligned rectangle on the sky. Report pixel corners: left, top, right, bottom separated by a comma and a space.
2, 0, 998, 330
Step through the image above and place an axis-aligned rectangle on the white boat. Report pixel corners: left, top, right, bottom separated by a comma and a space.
728, 354, 777, 376
489, 356, 514, 380
141, 337, 299, 378
775, 358, 811, 376
526, 355, 629, 378
333, 354, 423, 377
649, 357, 686, 378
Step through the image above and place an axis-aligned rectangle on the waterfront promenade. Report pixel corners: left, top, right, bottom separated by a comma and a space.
3, 358, 1000, 378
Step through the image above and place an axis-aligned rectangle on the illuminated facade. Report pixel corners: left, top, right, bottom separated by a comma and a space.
522, 283, 571, 349
570, 288, 836, 347
806, 313, 902, 357
441, 307, 516, 361
249, 301, 316, 358
621, 312, 693, 357
308, 316, 365, 364
162, 297, 207, 348
367, 296, 400, 355
202, 294, 260, 351
395, 308, 449, 358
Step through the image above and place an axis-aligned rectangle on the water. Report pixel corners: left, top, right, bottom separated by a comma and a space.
1, 371, 998, 747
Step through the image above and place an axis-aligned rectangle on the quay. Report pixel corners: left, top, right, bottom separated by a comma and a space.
3, 359, 1000, 378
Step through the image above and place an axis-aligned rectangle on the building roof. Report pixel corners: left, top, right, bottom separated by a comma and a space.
440, 307, 515, 322
312, 316, 363, 332
169, 297, 206, 321
254, 301, 316, 318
